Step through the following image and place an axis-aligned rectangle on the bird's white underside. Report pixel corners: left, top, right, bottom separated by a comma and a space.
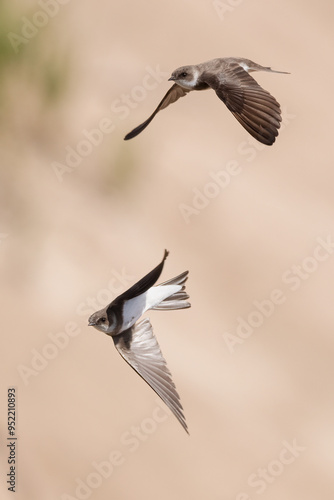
121, 284, 182, 330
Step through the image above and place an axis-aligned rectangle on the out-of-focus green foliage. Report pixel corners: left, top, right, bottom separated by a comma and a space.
0, 3, 70, 109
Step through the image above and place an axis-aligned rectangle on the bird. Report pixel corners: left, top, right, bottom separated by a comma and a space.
88, 250, 190, 433
124, 57, 289, 145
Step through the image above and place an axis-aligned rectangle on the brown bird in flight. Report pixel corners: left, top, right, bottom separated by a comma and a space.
124, 57, 289, 145
88, 250, 190, 433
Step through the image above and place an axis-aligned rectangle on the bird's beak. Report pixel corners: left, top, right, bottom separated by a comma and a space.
168, 76, 176, 81
88, 320, 95, 327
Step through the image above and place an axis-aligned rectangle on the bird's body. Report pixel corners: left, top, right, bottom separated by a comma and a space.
88, 250, 190, 433
124, 57, 289, 145
120, 283, 182, 330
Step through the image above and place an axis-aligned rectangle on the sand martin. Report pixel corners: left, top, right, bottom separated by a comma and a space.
88, 250, 190, 433
124, 57, 289, 145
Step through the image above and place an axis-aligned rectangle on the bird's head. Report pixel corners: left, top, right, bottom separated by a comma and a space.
168, 65, 199, 89
88, 308, 116, 334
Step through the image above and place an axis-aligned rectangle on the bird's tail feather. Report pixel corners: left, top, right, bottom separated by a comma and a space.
262, 67, 290, 74
151, 271, 190, 310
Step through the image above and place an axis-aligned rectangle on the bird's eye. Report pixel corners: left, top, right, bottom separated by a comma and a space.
180, 72, 187, 78
99, 317, 106, 324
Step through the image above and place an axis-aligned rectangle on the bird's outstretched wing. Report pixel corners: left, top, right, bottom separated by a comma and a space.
124, 84, 189, 140
113, 318, 188, 433
202, 62, 282, 145
111, 250, 169, 306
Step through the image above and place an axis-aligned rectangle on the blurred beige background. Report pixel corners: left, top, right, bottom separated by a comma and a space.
1, 0, 334, 498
